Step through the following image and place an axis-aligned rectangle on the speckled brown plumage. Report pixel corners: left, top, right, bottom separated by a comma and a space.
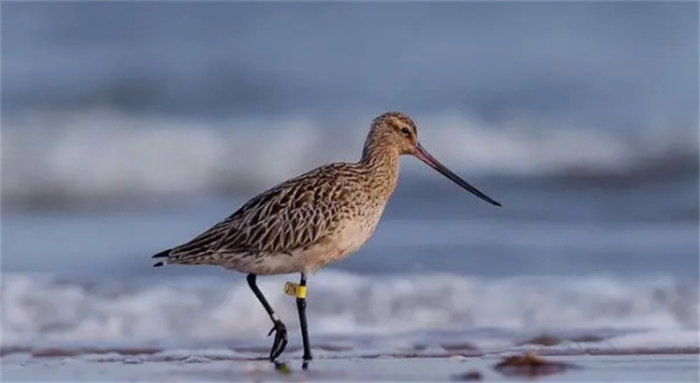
152, 111, 500, 276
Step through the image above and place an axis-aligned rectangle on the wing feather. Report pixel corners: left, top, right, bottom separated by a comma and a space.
166, 164, 353, 263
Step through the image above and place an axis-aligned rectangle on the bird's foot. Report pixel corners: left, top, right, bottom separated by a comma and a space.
267, 320, 288, 361
301, 353, 313, 370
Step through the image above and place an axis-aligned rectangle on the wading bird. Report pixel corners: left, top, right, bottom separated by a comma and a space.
152, 112, 501, 368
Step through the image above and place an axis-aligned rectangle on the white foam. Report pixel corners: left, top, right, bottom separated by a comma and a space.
2, 109, 696, 209
605, 330, 700, 349
2, 271, 696, 348
2, 109, 323, 206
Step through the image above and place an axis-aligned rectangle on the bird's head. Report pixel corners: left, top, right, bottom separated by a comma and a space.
365, 111, 501, 207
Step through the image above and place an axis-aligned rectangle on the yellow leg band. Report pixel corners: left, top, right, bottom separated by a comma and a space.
296, 285, 307, 299
284, 282, 307, 299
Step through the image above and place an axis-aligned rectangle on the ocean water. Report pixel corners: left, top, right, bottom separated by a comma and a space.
1, 2, 698, 357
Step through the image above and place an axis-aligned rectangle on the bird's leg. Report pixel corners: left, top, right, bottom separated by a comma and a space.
295, 273, 313, 369
246, 273, 288, 362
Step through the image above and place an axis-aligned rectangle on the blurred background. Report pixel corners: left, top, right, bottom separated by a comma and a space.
2, 2, 698, 351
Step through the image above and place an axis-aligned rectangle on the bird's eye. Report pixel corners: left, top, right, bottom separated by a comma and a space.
400, 127, 411, 136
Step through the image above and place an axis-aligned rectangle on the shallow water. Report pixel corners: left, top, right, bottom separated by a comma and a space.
2, 354, 699, 382
3, 181, 698, 352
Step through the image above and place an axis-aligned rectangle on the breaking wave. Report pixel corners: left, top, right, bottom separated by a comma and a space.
1, 270, 697, 348
2, 109, 697, 210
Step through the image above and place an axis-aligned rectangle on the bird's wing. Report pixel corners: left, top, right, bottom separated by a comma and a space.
166, 165, 351, 261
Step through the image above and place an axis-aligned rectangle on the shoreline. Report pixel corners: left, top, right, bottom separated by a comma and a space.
2, 353, 698, 382
3, 345, 700, 360
3, 332, 698, 382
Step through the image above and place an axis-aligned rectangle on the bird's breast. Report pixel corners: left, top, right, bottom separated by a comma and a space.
291, 195, 390, 275
334, 199, 388, 256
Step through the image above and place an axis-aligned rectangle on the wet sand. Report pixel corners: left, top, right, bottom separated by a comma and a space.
3, 352, 698, 382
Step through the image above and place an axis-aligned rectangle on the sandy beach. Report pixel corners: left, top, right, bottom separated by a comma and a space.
3, 352, 698, 382
3, 333, 699, 382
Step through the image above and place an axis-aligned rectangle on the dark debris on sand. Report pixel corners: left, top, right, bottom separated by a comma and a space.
451, 369, 483, 381
493, 352, 580, 377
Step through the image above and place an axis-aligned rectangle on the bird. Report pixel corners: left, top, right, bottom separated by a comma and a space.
151, 111, 501, 369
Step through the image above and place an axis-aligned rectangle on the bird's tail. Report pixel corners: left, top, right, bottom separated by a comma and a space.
152, 248, 172, 267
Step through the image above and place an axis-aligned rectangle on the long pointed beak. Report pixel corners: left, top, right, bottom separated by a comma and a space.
413, 143, 502, 207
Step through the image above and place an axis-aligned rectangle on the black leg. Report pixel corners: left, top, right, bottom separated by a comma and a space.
246, 273, 288, 362
296, 273, 313, 369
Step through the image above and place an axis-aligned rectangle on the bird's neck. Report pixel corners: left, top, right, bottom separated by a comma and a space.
358, 137, 400, 198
